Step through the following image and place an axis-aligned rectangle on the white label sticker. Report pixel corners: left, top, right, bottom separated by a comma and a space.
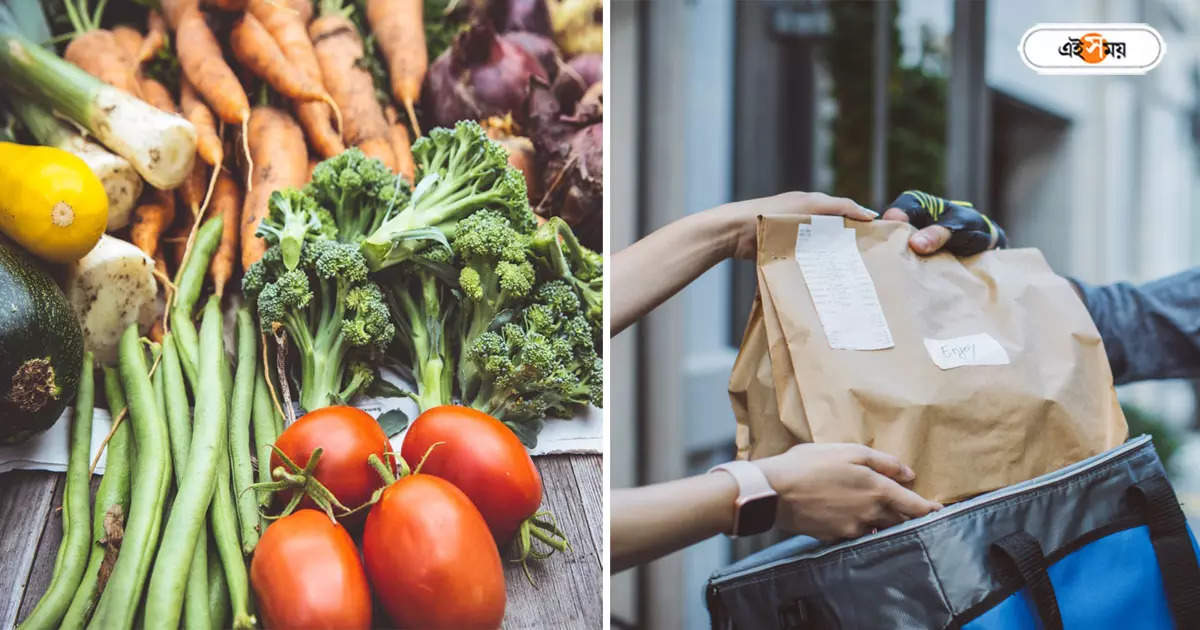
922, 333, 1011, 370
794, 218, 894, 350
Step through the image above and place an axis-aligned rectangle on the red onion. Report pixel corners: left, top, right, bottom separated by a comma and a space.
567, 53, 602, 87
424, 20, 549, 128
529, 75, 602, 249
501, 31, 560, 79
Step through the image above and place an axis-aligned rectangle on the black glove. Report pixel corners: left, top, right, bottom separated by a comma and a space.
886, 190, 1007, 256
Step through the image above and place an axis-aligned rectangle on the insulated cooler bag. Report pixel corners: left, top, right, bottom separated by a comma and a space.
706, 436, 1200, 629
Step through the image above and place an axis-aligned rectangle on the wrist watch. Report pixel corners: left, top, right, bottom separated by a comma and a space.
709, 460, 779, 537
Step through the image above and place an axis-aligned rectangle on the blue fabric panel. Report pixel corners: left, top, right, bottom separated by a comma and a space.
964, 525, 1199, 630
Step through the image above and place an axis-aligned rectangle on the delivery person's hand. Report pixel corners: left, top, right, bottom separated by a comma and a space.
881, 190, 1007, 256
755, 443, 943, 541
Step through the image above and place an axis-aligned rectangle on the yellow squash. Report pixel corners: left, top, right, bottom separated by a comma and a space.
0, 142, 107, 263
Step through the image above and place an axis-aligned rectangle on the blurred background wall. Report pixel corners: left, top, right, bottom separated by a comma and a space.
609, 0, 1200, 628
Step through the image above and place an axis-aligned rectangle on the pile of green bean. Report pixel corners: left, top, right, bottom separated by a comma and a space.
17, 217, 286, 630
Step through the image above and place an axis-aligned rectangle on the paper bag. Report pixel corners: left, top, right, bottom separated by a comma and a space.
729, 215, 1127, 504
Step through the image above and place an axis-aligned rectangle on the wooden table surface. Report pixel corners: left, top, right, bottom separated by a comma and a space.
0, 454, 602, 629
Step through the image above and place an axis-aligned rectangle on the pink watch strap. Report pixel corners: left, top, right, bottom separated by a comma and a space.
709, 460, 776, 499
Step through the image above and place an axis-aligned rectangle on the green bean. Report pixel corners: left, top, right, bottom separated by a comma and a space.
89, 326, 173, 630
173, 217, 223, 320
61, 367, 133, 630
206, 541, 230, 630
144, 298, 228, 629
229, 308, 261, 553
151, 343, 165, 432
251, 361, 280, 502
161, 333, 211, 630
18, 352, 95, 630
211, 461, 255, 628
171, 217, 223, 388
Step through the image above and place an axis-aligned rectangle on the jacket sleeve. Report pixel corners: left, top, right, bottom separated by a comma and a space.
1072, 267, 1200, 385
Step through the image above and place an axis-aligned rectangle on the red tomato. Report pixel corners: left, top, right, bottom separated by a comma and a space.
362, 474, 506, 629
250, 509, 372, 630
401, 405, 542, 544
270, 406, 391, 516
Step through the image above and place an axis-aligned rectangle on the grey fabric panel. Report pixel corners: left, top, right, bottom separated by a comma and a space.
922, 440, 1163, 615
707, 437, 1163, 629
712, 530, 951, 629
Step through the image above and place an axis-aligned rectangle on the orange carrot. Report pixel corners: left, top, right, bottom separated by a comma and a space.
310, 12, 392, 155
166, 214, 191, 272
241, 106, 308, 269
231, 12, 329, 103
112, 25, 144, 66
367, 0, 427, 136
137, 10, 168, 65
356, 136, 398, 171
178, 161, 210, 215
248, 0, 343, 157
180, 78, 223, 167
296, 101, 345, 158
204, 170, 242, 296
176, 7, 249, 126
160, 0, 198, 30
131, 189, 176, 262
139, 76, 178, 113
388, 123, 415, 183
65, 30, 143, 97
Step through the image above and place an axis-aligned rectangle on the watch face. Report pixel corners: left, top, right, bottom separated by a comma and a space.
738, 494, 779, 536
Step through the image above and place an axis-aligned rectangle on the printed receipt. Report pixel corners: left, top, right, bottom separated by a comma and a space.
794, 216, 894, 350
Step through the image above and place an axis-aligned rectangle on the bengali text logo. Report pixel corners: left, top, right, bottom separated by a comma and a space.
1020, 23, 1164, 75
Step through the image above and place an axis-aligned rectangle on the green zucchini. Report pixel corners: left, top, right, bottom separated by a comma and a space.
0, 235, 83, 443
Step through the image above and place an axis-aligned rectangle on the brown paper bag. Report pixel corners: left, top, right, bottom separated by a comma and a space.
729, 215, 1127, 503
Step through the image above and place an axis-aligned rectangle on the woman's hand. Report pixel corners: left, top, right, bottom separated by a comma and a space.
708, 192, 879, 260
754, 443, 942, 540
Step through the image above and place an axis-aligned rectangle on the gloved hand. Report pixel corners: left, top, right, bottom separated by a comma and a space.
882, 190, 1007, 256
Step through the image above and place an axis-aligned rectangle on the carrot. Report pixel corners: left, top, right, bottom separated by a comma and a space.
248, 0, 343, 156
166, 214, 191, 272
356, 136, 398, 171
176, 8, 249, 126
112, 25, 144, 66
366, 0, 426, 136
306, 157, 318, 182
180, 79, 224, 167
140, 77, 178, 113
231, 12, 331, 104
310, 11, 392, 156
131, 189, 177, 263
160, 0, 198, 30
388, 123, 415, 183
295, 102, 345, 158
205, 170, 242, 297
64, 30, 143, 97
241, 106, 308, 269
287, 0, 314, 23
137, 10, 168, 65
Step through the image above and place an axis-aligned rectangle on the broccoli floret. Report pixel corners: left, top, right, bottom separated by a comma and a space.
464, 282, 603, 447
358, 120, 538, 271
452, 209, 536, 401
305, 148, 410, 244
244, 238, 395, 410
256, 188, 336, 270
530, 217, 602, 337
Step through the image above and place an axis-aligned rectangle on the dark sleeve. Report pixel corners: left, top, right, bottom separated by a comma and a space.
1072, 268, 1200, 385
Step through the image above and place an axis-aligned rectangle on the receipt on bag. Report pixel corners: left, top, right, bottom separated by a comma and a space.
794, 216, 894, 350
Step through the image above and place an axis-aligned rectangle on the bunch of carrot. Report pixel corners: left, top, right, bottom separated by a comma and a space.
54, 0, 427, 319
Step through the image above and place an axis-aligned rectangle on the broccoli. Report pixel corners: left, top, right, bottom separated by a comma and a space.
452, 209, 537, 402
379, 247, 458, 413
243, 239, 395, 411
464, 280, 603, 447
530, 217, 603, 338
256, 188, 336, 270
304, 147, 409, 244
358, 120, 537, 271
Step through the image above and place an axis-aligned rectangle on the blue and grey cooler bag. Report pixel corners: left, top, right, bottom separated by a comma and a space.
705, 436, 1200, 629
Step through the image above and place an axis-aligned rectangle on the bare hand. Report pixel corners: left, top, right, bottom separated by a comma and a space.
709, 192, 879, 260
753, 443, 942, 540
